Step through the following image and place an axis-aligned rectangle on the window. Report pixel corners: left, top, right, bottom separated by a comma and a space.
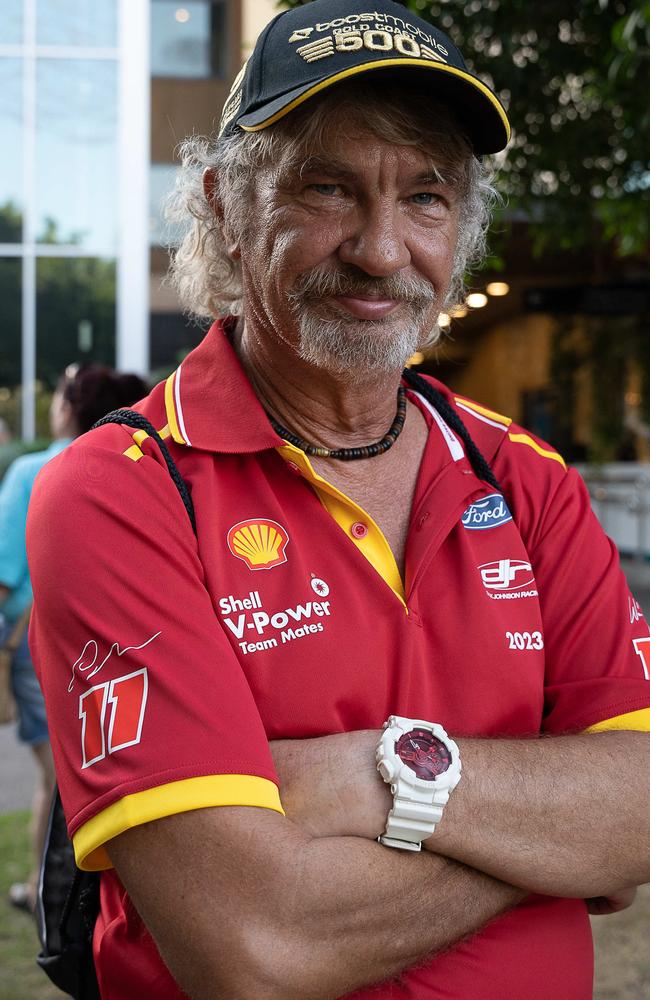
0, 0, 23, 44
35, 59, 118, 252
36, 257, 116, 387
0, 59, 23, 243
151, 0, 228, 78
36, 0, 117, 47
150, 163, 185, 248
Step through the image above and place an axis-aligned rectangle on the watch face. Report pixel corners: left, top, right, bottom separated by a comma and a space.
395, 729, 452, 781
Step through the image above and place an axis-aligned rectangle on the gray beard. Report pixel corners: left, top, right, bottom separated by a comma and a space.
288, 265, 438, 383
296, 311, 425, 383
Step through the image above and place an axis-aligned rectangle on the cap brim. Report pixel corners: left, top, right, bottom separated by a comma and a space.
237, 59, 510, 155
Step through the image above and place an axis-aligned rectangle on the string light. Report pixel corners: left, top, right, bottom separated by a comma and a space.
449, 305, 468, 318
486, 282, 510, 296
466, 292, 488, 309
438, 313, 451, 328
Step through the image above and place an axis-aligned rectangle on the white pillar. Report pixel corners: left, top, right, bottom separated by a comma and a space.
117, 0, 151, 375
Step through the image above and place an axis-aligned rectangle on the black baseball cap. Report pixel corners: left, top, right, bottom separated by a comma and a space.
218, 0, 510, 154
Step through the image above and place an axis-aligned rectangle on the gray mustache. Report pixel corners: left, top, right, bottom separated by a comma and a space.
289, 266, 436, 306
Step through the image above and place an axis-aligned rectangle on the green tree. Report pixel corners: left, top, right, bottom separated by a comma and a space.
417, 0, 650, 257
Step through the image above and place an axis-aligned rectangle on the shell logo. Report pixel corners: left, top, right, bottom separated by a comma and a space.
227, 519, 290, 571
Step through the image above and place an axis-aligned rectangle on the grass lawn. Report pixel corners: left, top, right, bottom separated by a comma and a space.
1, 807, 648, 998
0, 811, 61, 1000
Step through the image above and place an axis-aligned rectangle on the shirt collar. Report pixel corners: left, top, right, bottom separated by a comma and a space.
161, 320, 476, 480
162, 319, 282, 453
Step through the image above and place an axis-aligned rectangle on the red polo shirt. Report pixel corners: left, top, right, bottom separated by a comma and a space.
27, 320, 650, 1000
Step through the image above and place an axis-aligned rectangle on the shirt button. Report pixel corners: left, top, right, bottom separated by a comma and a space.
351, 521, 368, 539
286, 461, 302, 475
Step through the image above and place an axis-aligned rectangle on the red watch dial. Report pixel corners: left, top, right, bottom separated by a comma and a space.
395, 728, 452, 780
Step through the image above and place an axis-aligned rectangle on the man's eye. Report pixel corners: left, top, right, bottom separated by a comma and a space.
411, 192, 441, 205
308, 183, 340, 196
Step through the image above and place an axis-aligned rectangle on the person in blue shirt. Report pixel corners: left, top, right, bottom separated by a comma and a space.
0, 363, 148, 911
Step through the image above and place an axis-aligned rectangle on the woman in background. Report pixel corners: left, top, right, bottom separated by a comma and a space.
0, 364, 148, 911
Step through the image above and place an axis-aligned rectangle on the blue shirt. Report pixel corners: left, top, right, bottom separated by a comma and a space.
0, 439, 71, 622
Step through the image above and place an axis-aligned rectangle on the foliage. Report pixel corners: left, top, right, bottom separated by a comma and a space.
415, 0, 650, 258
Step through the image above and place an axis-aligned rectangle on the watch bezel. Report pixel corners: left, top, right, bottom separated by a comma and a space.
376, 717, 462, 792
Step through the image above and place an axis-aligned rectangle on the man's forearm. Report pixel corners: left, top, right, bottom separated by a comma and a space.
110, 807, 523, 1000
272, 729, 650, 898
431, 731, 650, 897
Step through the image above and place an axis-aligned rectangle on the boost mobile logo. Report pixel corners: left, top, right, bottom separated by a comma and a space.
296, 29, 445, 63
479, 559, 537, 600
289, 27, 314, 42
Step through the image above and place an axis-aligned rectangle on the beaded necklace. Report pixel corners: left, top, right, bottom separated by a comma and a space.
267, 385, 407, 461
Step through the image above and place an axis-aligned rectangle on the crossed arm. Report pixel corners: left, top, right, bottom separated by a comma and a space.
107, 729, 649, 1000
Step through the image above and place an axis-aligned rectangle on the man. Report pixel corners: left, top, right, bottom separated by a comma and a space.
27, 1, 650, 998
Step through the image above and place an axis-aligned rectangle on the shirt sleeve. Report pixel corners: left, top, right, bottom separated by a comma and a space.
528, 465, 650, 733
27, 435, 283, 871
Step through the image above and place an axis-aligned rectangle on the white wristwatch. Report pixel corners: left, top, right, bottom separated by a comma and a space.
375, 716, 461, 851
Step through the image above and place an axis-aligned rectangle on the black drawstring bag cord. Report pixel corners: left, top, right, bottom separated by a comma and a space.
403, 369, 503, 495
91, 409, 197, 535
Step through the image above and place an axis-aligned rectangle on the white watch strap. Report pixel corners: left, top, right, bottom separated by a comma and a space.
379, 788, 449, 851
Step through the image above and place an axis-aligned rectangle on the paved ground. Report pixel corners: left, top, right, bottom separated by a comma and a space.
2, 557, 649, 814
0, 726, 37, 813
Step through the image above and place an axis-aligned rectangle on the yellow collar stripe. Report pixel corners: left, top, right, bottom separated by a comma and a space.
164, 371, 188, 445
508, 432, 566, 469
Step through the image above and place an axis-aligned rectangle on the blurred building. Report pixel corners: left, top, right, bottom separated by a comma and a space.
2, 1, 648, 463
0, 0, 276, 440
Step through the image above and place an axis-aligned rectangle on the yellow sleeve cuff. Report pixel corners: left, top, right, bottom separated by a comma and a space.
73, 774, 284, 871
584, 708, 650, 734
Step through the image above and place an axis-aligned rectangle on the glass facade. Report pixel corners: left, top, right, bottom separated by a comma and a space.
151, 0, 227, 78
149, 163, 182, 247
1, 0, 230, 437
36, 257, 117, 386
0, 1, 24, 44
35, 59, 118, 251
0, 259, 22, 388
36, 0, 117, 47
0, 0, 135, 438
0, 59, 23, 242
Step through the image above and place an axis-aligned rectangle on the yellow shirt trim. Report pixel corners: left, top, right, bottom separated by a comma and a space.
73, 774, 284, 871
507, 432, 567, 469
164, 371, 186, 445
454, 398, 511, 427
122, 424, 171, 462
584, 708, 650, 734
277, 443, 406, 605
124, 444, 143, 462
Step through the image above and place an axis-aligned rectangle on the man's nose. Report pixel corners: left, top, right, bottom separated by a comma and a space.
338, 202, 411, 277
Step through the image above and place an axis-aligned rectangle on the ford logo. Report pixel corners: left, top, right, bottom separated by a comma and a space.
462, 493, 513, 530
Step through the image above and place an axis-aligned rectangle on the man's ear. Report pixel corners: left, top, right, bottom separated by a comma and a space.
203, 167, 241, 260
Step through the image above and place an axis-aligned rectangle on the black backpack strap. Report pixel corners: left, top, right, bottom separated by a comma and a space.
403, 369, 503, 495
92, 408, 197, 535
37, 410, 198, 999
36, 791, 101, 1000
